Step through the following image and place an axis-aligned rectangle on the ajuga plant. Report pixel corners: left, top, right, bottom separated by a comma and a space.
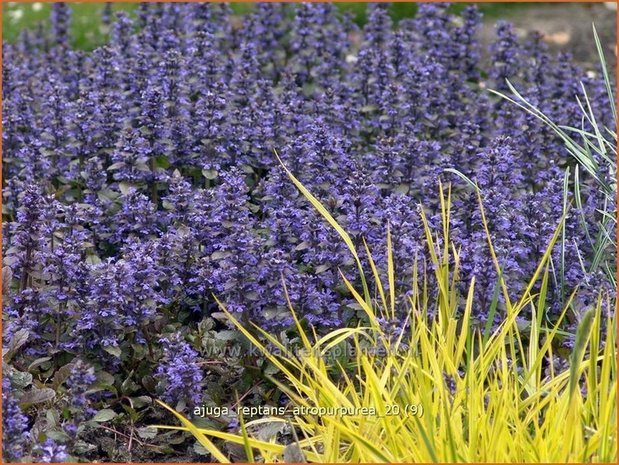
2, 2, 616, 462
493, 25, 616, 292
155, 179, 617, 463
489, 24, 617, 344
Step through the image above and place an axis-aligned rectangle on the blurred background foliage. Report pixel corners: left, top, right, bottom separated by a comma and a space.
2, 2, 534, 50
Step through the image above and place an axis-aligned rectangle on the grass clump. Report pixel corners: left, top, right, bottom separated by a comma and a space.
155, 180, 616, 463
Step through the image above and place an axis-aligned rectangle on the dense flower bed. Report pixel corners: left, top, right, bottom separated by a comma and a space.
2, 3, 615, 461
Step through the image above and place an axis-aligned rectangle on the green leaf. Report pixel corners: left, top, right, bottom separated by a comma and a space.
294, 241, 311, 251
103, 345, 122, 358
95, 371, 116, 386
202, 169, 218, 180
211, 250, 232, 260
569, 307, 595, 401
86, 254, 102, 265
142, 375, 157, 392
46, 430, 72, 442
215, 330, 239, 341
107, 162, 126, 171
315, 264, 331, 274
154, 155, 171, 169
592, 24, 616, 123
97, 187, 119, 202
121, 374, 139, 396
444, 168, 480, 193
137, 427, 158, 440
122, 404, 139, 422
131, 396, 153, 409
12, 371, 33, 389
92, 409, 118, 422
118, 182, 134, 195
263, 362, 280, 376
135, 161, 151, 172
193, 441, 210, 456
47, 409, 60, 428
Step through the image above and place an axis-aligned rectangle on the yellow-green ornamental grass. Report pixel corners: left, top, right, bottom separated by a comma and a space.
154, 175, 617, 463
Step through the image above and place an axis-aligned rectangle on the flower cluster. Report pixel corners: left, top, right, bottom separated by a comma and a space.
61, 360, 97, 439
2, 3, 615, 454
2, 376, 30, 461
32, 440, 69, 464
155, 333, 204, 408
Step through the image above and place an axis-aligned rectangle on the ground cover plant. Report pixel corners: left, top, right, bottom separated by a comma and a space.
156, 183, 617, 462
2, 2, 616, 463
1, 2, 537, 49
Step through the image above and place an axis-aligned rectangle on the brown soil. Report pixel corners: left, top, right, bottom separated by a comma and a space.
480, 2, 617, 71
